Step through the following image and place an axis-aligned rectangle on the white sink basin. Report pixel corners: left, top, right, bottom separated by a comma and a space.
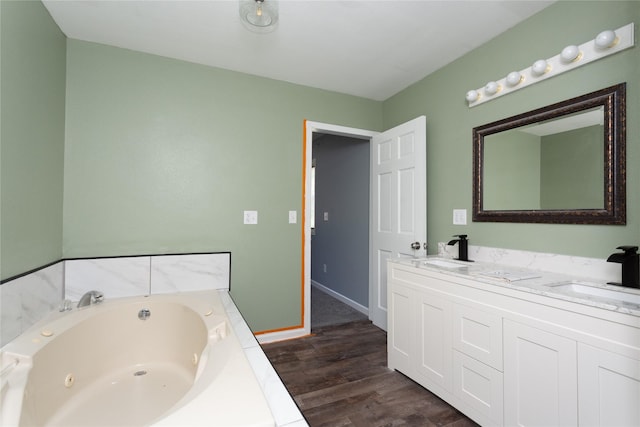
550, 282, 640, 305
422, 259, 467, 269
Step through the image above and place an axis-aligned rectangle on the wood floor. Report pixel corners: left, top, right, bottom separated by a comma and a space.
261, 320, 479, 427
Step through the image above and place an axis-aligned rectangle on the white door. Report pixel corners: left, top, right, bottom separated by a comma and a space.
369, 116, 427, 330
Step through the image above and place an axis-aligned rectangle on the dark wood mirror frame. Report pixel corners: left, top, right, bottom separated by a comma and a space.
473, 83, 626, 224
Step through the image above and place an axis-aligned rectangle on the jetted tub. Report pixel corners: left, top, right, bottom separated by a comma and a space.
0, 291, 275, 427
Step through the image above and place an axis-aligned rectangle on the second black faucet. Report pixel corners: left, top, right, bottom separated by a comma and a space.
606, 245, 639, 288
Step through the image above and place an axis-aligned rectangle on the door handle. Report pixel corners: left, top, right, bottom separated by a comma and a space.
411, 242, 421, 250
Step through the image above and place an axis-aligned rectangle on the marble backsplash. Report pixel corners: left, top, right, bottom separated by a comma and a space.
0, 262, 64, 348
1, 253, 231, 347
437, 243, 621, 284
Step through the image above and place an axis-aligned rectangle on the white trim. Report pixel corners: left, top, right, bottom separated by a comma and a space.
311, 280, 369, 316
303, 121, 377, 337
255, 327, 309, 344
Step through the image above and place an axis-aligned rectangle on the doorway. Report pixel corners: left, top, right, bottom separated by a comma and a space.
303, 117, 426, 336
310, 132, 370, 330
303, 121, 377, 336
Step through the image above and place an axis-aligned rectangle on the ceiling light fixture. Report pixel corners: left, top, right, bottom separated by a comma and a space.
239, 0, 278, 33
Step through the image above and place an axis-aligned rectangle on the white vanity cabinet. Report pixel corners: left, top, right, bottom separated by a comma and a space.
388, 260, 640, 427
388, 264, 505, 426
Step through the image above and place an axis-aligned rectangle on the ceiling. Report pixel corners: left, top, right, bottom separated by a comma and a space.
42, 0, 555, 101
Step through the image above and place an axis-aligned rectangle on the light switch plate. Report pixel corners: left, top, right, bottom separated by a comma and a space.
288, 210, 297, 224
244, 210, 258, 225
323, 212, 329, 221
453, 209, 467, 225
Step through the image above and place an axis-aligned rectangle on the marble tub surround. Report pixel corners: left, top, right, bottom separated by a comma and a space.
151, 253, 231, 294
219, 291, 308, 427
437, 242, 620, 283
65, 252, 231, 300
1, 252, 231, 348
65, 256, 151, 300
408, 248, 640, 316
0, 262, 64, 347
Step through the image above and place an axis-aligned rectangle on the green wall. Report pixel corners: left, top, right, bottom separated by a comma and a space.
483, 130, 541, 210
63, 40, 382, 331
4, 0, 639, 333
383, 0, 639, 259
0, 0, 66, 279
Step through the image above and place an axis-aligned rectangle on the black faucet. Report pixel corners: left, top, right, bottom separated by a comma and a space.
606, 245, 639, 288
447, 234, 470, 262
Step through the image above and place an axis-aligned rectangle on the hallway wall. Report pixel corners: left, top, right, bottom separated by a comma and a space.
311, 134, 370, 307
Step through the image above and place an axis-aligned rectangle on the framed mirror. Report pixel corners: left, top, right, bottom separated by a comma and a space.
473, 83, 626, 224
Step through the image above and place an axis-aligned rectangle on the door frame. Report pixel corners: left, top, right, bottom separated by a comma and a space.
255, 118, 425, 343
302, 121, 378, 336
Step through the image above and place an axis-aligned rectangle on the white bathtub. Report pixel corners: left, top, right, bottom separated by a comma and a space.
0, 291, 275, 427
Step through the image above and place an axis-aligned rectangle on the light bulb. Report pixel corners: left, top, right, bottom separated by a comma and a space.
594, 30, 617, 49
484, 81, 501, 96
505, 71, 523, 87
560, 45, 581, 63
239, 0, 278, 32
531, 59, 550, 76
465, 90, 480, 103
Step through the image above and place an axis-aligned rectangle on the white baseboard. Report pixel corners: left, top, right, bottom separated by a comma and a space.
255, 327, 310, 344
311, 280, 369, 316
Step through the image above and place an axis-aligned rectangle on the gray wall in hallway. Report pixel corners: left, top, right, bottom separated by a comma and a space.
311, 134, 369, 307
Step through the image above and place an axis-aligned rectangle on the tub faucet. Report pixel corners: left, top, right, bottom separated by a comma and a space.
607, 246, 639, 288
77, 290, 104, 308
447, 234, 470, 262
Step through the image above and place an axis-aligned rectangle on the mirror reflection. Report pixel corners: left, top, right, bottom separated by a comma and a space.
483, 107, 604, 211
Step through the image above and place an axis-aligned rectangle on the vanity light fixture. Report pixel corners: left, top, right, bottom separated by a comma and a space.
466, 22, 634, 107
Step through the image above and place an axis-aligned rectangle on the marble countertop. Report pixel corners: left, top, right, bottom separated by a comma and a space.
392, 256, 640, 317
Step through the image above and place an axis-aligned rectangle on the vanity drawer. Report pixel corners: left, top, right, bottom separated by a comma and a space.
453, 350, 504, 426
453, 303, 503, 370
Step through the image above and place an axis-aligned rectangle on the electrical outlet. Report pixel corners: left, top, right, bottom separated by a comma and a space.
323, 264, 327, 273
453, 209, 467, 225
323, 212, 329, 221
288, 210, 297, 224
243, 210, 258, 225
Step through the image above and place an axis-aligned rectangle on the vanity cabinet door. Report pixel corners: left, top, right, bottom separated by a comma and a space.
388, 281, 453, 393
415, 290, 453, 392
578, 343, 640, 426
388, 282, 415, 374
504, 320, 577, 427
